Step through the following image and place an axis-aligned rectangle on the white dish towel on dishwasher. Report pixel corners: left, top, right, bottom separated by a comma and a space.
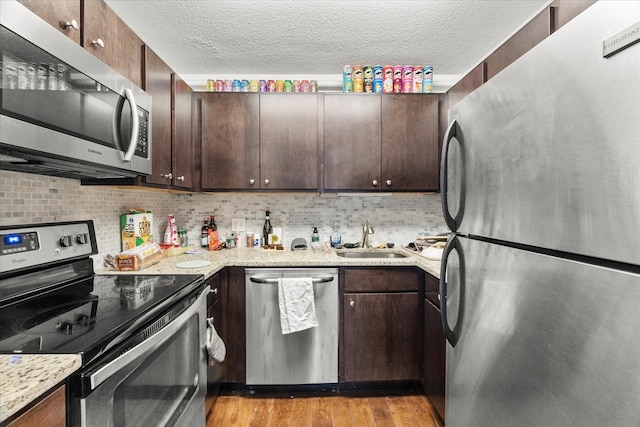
278, 277, 318, 334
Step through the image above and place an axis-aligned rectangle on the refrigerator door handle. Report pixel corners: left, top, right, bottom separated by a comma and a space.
440, 120, 466, 232
440, 235, 465, 347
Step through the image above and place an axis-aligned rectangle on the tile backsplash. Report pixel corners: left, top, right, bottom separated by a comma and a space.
1, 171, 447, 266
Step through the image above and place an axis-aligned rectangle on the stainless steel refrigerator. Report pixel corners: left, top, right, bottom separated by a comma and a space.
439, 2, 640, 426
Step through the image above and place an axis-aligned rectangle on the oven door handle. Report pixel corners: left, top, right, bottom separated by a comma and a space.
86, 287, 210, 391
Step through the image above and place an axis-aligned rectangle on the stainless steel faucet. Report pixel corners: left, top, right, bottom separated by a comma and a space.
361, 219, 374, 248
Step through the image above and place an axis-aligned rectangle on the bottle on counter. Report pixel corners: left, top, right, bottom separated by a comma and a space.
311, 227, 319, 243
201, 217, 209, 248
208, 215, 219, 250
331, 223, 341, 246
263, 208, 273, 246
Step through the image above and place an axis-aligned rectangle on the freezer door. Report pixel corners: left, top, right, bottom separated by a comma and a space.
442, 1, 640, 265
440, 236, 640, 427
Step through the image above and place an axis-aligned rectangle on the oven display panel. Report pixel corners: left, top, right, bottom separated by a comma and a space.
1, 232, 39, 255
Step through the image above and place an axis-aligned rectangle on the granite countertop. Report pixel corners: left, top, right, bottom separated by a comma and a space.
96, 246, 442, 279
1, 246, 440, 423
0, 354, 82, 423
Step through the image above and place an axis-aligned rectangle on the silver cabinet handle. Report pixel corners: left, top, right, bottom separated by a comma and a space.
372, 179, 378, 186
264, 179, 270, 185
249, 276, 334, 284
211, 287, 218, 295
161, 173, 173, 179
249, 179, 255, 185
386, 179, 392, 186
349, 300, 355, 307
60, 19, 79, 30
176, 176, 185, 181
91, 38, 105, 48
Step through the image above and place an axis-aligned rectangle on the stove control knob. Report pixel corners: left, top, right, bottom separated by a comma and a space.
59, 235, 74, 247
57, 321, 74, 335
76, 233, 89, 245
76, 314, 90, 327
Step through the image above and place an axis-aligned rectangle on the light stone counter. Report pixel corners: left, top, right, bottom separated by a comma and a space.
0, 247, 440, 423
0, 354, 81, 423
96, 246, 442, 279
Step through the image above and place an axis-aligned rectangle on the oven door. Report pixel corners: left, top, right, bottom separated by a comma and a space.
69, 287, 209, 427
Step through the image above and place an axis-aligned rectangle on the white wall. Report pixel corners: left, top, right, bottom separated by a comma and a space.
1, 170, 447, 266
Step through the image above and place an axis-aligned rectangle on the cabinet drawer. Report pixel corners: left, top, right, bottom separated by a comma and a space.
343, 268, 419, 292
425, 274, 440, 307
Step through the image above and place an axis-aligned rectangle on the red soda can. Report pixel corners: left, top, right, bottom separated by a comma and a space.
383, 66, 394, 93
215, 80, 224, 92
267, 80, 275, 92
393, 66, 403, 93
300, 80, 310, 92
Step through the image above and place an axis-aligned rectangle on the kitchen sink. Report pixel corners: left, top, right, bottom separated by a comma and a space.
336, 250, 409, 259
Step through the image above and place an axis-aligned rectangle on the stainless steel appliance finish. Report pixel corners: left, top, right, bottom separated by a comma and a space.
0, 1, 152, 180
73, 287, 209, 427
0, 221, 208, 427
245, 268, 339, 385
442, 1, 640, 266
440, 3, 640, 426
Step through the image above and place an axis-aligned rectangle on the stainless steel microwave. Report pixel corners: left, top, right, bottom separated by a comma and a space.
0, 1, 151, 180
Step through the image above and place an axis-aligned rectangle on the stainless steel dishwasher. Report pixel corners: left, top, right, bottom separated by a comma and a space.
245, 268, 339, 385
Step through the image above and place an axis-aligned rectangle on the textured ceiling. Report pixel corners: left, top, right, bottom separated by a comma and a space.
105, 0, 551, 91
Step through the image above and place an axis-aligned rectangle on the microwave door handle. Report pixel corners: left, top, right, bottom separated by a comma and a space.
122, 88, 139, 162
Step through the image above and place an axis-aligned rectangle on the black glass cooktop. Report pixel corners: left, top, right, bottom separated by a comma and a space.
0, 272, 205, 364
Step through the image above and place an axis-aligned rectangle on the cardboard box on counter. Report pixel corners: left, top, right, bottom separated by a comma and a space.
121, 212, 153, 251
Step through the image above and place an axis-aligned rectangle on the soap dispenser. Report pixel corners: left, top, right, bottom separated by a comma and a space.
331, 223, 341, 246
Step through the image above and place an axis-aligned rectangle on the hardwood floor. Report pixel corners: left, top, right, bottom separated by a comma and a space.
206, 391, 444, 427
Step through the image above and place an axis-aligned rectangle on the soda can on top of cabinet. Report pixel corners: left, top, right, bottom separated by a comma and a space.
275, 80, 284, 92
267, 80, 275, 92
393, 65, 403, 93
310, 80, 318, 92
343, 65, 353, 92
383, 65, 394, 93
206, 79, 215, 91
423, 66, 433, 93
232, 79, 241, 91
293, 80, 300, 92
284, 80, 293, 92
412, 66, 423, 93
249, 79, 259, 92
300, 80, 310, 92
353, 65, 364, 92
373, 65, 383, 93
224, 79, 233, 91
363, 65, 374, 92
241, 79, 250, 91
215, 80, 224, 92
259, 80, 267, 92
402, 65, 413, 93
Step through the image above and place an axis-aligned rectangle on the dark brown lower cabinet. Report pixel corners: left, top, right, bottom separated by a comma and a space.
424, 274, 446, 422
341, 267, 420, 383
7, 384, 66, 427
221, 267, 246, 384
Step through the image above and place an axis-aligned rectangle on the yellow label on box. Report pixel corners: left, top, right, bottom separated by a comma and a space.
121, 213, 153, 251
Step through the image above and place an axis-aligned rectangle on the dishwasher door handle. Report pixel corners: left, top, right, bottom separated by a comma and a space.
249, 276, 335, 284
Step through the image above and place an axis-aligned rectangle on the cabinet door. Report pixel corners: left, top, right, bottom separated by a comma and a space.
142, 46, 173, 186
82, 0, 143, 88
323, 94, 381, 191
222, 267, 246, 383
260, 94, 318, 190
381, 94, 439, 191
424, 297, 446, 422
21, 0, 81, 44
172, 74, 194, 189
343, 292, 419, 382
201, 93, 260, 190
8, 384, 66, 427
